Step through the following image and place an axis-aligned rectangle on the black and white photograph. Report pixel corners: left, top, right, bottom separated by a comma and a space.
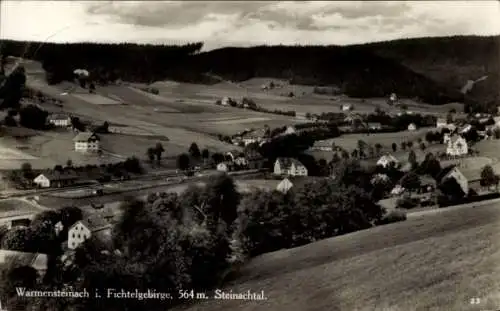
0, 1, 500, 310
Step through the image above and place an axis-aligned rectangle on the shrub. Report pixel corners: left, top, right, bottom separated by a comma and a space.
377, 210, 407, 225
396, 197, 419, 209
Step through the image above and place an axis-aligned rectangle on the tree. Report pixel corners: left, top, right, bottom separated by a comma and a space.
400, 172, 421, 193
201, 148, 210, 160
189, 142, 201, 158
19, 104, 49, 130
0, 65, 26, 110
1, 227, 31, 251
154, 142, 165, 164
480, 165, 499, 189
357, 140, 367, 156
391, 142, 397, 152
59, 206, 83, 229
146, 147, 155, 163
177, 153, 190, 171
20, 162, 34, 180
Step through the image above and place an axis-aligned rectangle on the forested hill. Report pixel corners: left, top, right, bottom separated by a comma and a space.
1, 35, 498, 106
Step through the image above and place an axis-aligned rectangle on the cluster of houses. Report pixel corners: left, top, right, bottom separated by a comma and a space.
0, 208, 115, 284
231, 125, 297, 147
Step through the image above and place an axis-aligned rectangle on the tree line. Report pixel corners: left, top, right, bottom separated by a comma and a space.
0, 38, 472, 105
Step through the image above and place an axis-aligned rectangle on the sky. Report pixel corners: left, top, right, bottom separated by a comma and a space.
1, 1, 500, 51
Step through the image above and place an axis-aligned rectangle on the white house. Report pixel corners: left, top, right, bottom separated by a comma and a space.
54, 221, 64, 235
221, 97, 233, 106
68, 220, 92, 250
33, 172, 78, 188
408, 123, 417, 131
217, 162, 234, 172
48, 114, 71, 127
73, 132, 100, 152
284, 126, 296, 135
274, 158, 308, 176
341, 104, 353, 111
367, 122, 382, 130
459, 124, 472, 134
446, 136, 468, 157
234, 156, 248, 167
376, 154, 400, 168
436, 118, 448, 128
276, 178, 294, 193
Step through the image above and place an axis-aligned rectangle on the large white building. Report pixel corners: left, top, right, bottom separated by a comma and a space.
446, 136, 468, 157
274, 158, 308, 176
68, 220, 92, 250
73, 132, 100, 152
48, 114, 71, 127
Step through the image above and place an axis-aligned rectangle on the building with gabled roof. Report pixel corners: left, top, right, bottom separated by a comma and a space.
276, 178, 294, 193
274, 157, 308, 176
73, 132, 100, 152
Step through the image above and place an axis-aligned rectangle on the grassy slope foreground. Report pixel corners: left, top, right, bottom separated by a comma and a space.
178, 203, 500, 311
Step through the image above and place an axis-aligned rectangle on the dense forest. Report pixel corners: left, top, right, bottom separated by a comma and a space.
1, 35, 498, 106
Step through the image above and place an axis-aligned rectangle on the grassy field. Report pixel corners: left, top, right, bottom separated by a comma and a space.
178, 202, 500, 311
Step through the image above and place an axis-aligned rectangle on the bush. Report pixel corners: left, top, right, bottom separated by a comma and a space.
396, 197, 419, 209
377, 210, 407, 225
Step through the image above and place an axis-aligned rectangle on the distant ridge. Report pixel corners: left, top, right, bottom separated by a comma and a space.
1, 35, 498, 107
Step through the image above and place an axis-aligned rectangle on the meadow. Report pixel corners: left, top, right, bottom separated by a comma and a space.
178, 202, 500, 311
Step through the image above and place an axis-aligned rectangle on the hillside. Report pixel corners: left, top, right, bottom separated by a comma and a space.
1, 35, 499, 106
177, 203, 500, 311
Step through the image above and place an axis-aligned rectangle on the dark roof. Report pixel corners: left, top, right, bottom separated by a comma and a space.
73, 132, 99, 142
37, 171, 79, 181
49, 113, 69, 120
436, 165, 458, 182
275, 157, 305, 169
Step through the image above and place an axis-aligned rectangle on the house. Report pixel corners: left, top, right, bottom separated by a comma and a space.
221, 97, 233, 106
68, 220, 92, 250
234, 156, 248, 167
276, 178, 294, 193
376, 154, 400, 168
274, 158, 308, 176
341, 104, 353, 111
443, 133, 451, 144
73, 132, 100, 152
33, 172, 79, 188
284, 126, 296, 135
436, 118, 448, 128
312, 140, 333, 151
438, 165, 469, 196
446, 135, 468, 157
367, 122, 382, 130
217, 162, 234, 172
48, 113, 71, 127
390, 184, 405, 196
408, 123, 417, 131
0, 249, 48, 280
459, 124, 472, 134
